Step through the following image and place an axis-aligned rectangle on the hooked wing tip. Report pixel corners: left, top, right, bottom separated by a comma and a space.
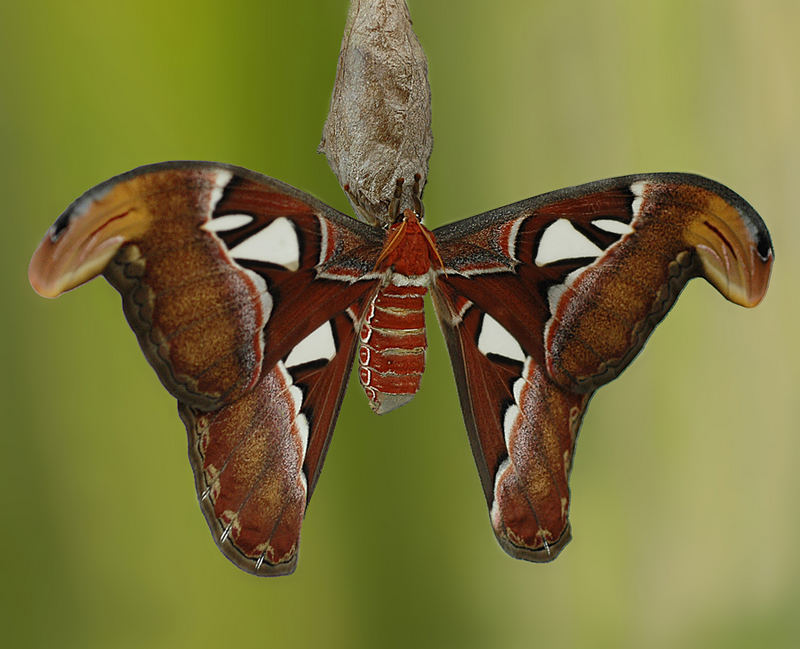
28, 228, 125, 298
671, 177, 774, 308
691, 211, 773, 308
29, 181, 153, 298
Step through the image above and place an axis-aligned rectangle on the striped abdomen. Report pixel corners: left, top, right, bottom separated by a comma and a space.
358, 282, 428, 414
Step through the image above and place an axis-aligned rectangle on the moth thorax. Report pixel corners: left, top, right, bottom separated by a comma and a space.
358, 283, 428, 414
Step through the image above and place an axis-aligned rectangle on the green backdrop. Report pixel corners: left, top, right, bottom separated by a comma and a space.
3, 1, 797, 648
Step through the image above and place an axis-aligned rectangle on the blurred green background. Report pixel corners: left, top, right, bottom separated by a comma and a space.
2, 1, 797, 647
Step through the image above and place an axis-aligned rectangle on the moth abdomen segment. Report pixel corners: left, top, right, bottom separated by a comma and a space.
358, 284, 428, 414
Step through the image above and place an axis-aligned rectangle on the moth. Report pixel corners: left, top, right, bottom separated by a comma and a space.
29, 164, 772, 575
28, 1, 773, 576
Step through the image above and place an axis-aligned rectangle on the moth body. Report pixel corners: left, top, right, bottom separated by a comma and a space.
358, 209, 441, 413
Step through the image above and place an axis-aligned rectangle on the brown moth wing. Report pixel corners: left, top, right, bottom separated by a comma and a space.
435, 173, 773, 394
29, 161, 383, 411
181, 308, 364, 575
431, 282, 588, 560
29, 161, 385, 574
432, 173, 772, 561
